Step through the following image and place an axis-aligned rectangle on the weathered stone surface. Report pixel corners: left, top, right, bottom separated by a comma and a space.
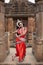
32, 40, 36, 54
0, 1, 5, 13
34, 0, 43, 61
35, 11, 43, 62
5, 32, 10, 55
7, 18, 14, 41
5, 0, 35, 17
0, 45, 7, 62
35, 41, 43, 61
28, 17, 35, 46
0, 1, 7, 62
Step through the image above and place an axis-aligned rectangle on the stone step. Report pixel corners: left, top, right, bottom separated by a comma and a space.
0, 63, 43, 65
0, 64, 29, 65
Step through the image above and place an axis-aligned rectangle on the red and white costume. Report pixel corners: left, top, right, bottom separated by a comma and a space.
15, 27, 27, 62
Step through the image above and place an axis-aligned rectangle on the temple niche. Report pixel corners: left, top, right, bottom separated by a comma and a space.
5, 0, 35, 46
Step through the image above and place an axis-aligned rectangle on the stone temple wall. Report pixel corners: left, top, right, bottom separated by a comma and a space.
32, 0, 43, 61
0, 1, 10, 62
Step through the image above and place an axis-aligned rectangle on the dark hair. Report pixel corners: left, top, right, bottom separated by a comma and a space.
16, 26, 19, 29
18, 22, 21, 26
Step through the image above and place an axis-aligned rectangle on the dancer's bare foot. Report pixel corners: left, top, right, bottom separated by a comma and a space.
19, 58, 24, 62
19, 60, 23, 62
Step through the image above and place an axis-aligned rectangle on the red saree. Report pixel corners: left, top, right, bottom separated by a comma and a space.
15, 27, 27, 62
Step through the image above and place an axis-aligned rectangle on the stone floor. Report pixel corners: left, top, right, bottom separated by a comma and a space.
0, 48, 43, 65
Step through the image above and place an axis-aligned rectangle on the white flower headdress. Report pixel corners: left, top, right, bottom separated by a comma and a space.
16, 19, 22, 27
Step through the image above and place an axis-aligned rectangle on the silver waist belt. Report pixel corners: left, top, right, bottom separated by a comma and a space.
16, 38, 26, 44
16, 41, 21, 44
19, 38, 26, 42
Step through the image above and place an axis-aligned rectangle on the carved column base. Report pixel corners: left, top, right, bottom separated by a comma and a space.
0, 37, 7, 62
34, 39, 43, 61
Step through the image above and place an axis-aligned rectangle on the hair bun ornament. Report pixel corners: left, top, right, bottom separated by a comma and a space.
16, 19, 21, 27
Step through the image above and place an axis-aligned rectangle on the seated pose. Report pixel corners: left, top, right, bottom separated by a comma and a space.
13, 20, 27, 62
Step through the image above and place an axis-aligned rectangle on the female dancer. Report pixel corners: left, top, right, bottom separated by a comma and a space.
13, 20, 27, 62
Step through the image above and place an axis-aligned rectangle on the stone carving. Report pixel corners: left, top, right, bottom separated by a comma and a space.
5, 0, 35, 16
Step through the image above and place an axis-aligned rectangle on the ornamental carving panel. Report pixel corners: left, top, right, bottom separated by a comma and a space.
5, 0, 35, 16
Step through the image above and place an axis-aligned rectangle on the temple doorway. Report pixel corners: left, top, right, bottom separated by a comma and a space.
6, 16, 35, 47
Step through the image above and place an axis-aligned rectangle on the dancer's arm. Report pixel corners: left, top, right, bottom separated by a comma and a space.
12, 30, 17, 34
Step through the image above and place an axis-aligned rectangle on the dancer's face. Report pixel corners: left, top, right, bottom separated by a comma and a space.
19, 22, 23, 28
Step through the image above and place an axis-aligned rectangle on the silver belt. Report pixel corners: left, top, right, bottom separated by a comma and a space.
19, 38, 26, 42
16, 41, 21, 44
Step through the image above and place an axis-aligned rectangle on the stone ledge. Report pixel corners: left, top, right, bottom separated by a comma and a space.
0, 63, 43, 65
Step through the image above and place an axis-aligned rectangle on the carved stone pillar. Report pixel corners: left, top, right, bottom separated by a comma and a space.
7, 18, 14, 47
5, 32, 10, 55
5, 17, 8, 32
34, 0, 43, 61
0, 0, 7, 62
28, 17, 35, 46
4, 17, 10, 55
13, 19, 16, 44
7, 18, 14, 40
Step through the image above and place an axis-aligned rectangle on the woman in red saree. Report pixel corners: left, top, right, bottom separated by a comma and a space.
13, 20, 27, 62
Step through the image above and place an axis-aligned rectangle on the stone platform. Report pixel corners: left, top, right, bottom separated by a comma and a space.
0, 48, 43, 65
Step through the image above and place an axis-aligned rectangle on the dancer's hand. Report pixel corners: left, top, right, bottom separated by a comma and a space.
15, 34, 20, 37
11, 30, 17, 34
